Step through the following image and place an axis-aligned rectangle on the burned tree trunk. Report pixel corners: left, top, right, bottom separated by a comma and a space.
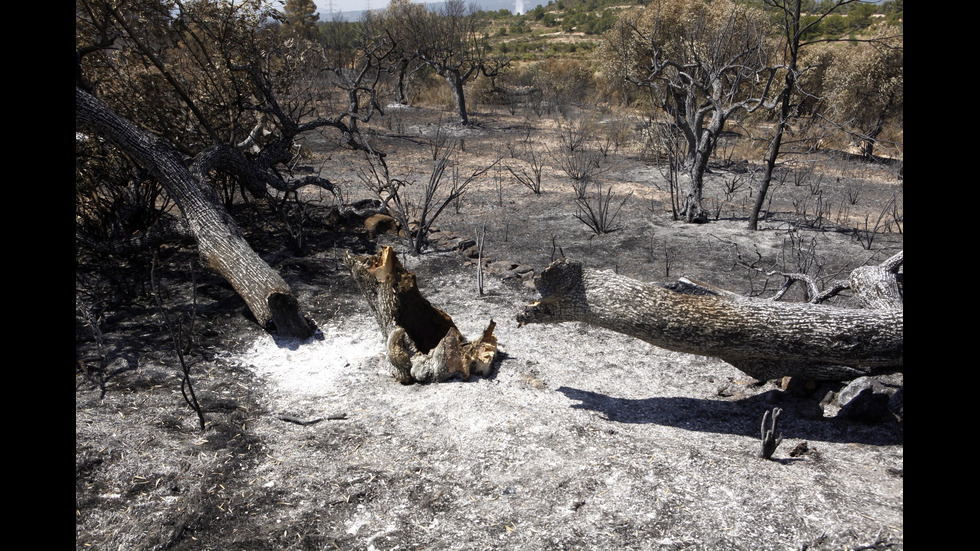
344, 247, 498, 384
76, 87, 312, 339
517, 256, 903, 382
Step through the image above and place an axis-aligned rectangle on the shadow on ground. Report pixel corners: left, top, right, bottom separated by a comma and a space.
556, 386, 903, 446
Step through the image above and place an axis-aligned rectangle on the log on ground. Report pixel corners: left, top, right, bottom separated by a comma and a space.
516, 259, 902, 382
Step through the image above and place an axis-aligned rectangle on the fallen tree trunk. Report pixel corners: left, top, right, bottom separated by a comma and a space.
76, 87, 312, 339
516, 257, 903, 382
345, 247, 498, 384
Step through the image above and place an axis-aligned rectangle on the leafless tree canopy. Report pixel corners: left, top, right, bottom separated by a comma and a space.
605, 0, 777, 222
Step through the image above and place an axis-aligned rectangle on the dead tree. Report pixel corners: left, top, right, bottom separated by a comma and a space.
610, 0, 777, 223
76, 0, 390, 339
517, 252, 903, 382
344, 247, 498, 384
747, 0, 865, 231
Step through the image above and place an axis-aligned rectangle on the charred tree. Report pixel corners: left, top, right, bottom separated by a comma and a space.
76, 0, 394, 341
345, 246, 498, 384
517, 254, 902, 382
609, 0, 776, 223
747, 0, 866, 231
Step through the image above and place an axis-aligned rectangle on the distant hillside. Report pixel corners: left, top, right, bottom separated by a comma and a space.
472, 0, 537, 14
324, 0, 544, 21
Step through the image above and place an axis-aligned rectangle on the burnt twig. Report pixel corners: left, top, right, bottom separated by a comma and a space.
151, 251, 206, 431
280, 412, 348, 426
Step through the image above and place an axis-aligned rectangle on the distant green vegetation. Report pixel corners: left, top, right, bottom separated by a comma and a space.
462, 0, 903, 61
797, 0, 904, 40
496, 0, 627, 35
318, 0, 903, 42
316, 0, 903, 72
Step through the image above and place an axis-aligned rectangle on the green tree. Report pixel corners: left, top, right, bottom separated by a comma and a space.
882, 0, 903, 25
822, 26, 903, 159
284, 0, 320, 38
819, 14, 847, 37
844, 1, 875, 32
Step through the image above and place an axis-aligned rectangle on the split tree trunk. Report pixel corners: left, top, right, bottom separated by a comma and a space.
76, 87, 312, 339
344, 246, 497, 384
517, 256, 903, 382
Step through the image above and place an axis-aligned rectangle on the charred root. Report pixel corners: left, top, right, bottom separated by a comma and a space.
759, 407, 783, 460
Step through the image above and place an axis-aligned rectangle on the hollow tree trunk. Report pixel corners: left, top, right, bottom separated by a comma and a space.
76, 87, 312, 339
344, 246, 497, 384
517, 258, 903, 382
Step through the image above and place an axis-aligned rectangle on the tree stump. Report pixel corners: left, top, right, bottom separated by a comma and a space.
344, 246, 498, 384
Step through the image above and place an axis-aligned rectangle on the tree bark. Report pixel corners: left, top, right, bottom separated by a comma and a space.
447, 71, 470, 126
394, 58, 410, 104
848, 251, 903, 310
681, 123, 716, 224
76, 87, 312, 339
516, 258, 902, 382
344, 246, 497, 383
